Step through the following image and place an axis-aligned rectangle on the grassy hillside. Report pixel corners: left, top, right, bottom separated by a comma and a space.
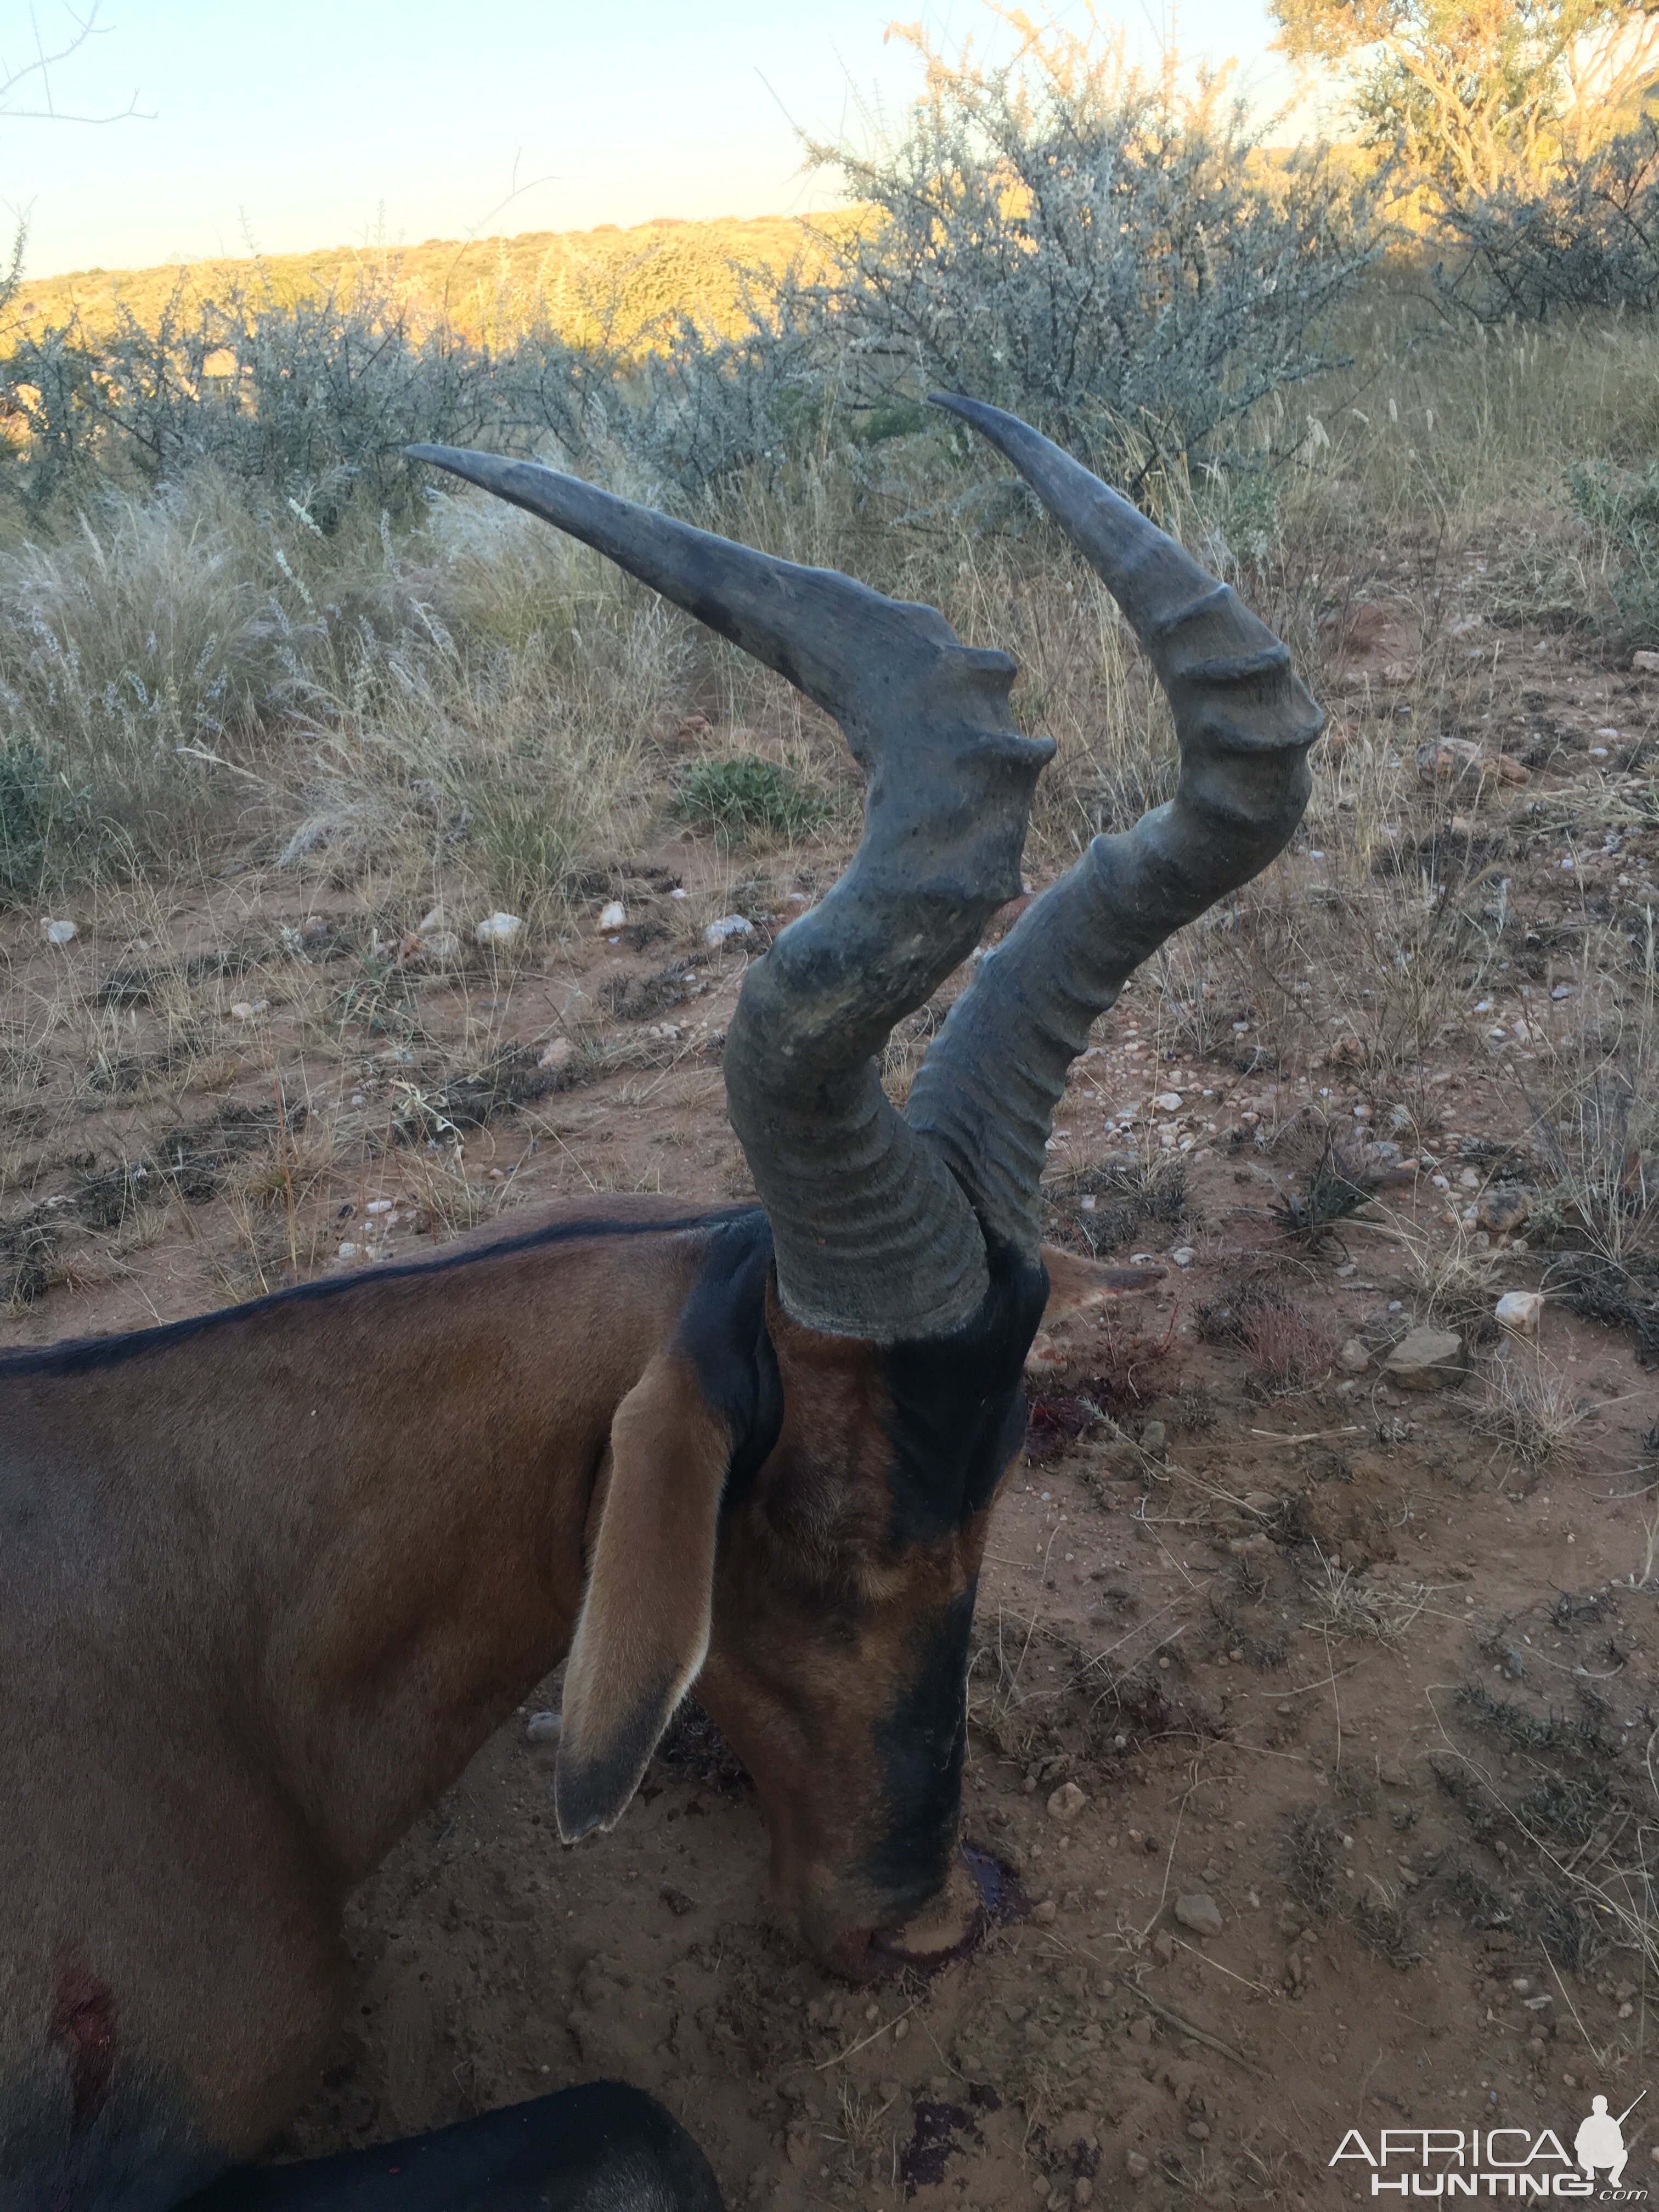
9, 210, 864, 352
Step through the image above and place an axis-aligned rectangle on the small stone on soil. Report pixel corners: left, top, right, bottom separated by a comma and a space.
1175, 1892, 1223, 1937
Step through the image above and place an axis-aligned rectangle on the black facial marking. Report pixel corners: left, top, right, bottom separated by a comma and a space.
859, 1581, 978, 1908
878, 1239, 1049, 1545
675, 1214, 783, 1496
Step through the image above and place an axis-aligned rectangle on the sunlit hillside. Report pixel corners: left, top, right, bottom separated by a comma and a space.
9, 210, 866, 352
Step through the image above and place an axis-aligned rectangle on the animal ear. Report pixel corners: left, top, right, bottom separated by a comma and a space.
555, 1352, 732, 1843
1038, 1244, 1164, 1321
1026, 1246, 1165, 1378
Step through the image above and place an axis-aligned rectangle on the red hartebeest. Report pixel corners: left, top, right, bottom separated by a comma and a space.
0, 397, 1320, 2211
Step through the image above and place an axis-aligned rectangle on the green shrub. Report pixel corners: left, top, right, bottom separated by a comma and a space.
0, 734, 78, 905
674, 756, 826, 842
1569, 458, 1659, 641
798, 15, 1378, 486
1438, 122, 1659, 321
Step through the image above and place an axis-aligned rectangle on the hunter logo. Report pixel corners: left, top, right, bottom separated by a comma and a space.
1331, 2095, 1649, 2198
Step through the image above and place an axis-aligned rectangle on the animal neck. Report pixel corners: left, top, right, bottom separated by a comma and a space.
10, 1206, 710, 1892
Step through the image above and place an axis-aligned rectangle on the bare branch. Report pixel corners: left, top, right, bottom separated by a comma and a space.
0, 2, 149, 123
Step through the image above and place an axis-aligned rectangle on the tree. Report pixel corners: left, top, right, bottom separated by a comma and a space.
1268, 0, 1659, 200
797, 7, 1376, 485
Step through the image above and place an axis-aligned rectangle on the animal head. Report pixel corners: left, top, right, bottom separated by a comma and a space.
411, 395, 1320, 1966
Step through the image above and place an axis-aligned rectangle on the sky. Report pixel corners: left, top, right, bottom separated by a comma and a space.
1, 0, 1304, 282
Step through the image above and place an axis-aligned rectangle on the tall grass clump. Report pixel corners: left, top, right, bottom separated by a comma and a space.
0, 472, 334, 887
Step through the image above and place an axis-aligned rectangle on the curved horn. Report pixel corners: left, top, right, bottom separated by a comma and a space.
409, 445, 1054, 1340
905, 396, 1323, 1255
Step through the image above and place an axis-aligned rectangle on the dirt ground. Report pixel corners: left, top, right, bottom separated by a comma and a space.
5, 589, 1659, 2211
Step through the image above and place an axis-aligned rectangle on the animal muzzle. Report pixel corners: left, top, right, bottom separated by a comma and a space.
817, 1847, 1017, 1984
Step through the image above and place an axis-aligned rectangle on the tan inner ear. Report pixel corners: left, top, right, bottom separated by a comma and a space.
1038, 1243, 1165, 1321
555, 1350, 733, 1843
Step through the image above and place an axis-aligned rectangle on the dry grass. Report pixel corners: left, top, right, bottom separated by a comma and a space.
1304, 1555, 1427, 1646
1468, 1348, 1589, 1468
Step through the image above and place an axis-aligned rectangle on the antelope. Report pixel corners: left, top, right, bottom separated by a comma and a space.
0, 396, 1319, 2212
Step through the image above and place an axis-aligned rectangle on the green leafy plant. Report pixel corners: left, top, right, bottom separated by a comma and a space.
0, 735, 80, 905
1570, 457, 1659, 642
674, 756, 826, 842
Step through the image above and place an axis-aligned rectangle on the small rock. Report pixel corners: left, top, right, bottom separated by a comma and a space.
336, 1242, 358, 1261
476, 911, 523, 951
1550, 983, 1572, 1001
596, 900, 627, 932
1633, 650, 1659, 674
1378, 1759, 1409, 1788
1187, 2121, 1211, 2142
1338, 1337, 1370, 1373
1126, 2151, 1151, 2177
366, 1198, 393, 1215
40, 918, 77, 945
538, 1035, 575, 1072
411, 929, 460, 966
1495, 1290, 1544, 1337
1032, 1898, 1058, 1923
525, 1709, 562, 1744
229, 1000, 268, 1022
1174, 1892, 1223, 1938
1383, 1326, 1467, 1391
417, 905, 448, 934
1169, 1246, 1195, 1268
1138, 1420, 1167, 1454
1153, 1091, 1183, 1113
1048, 1781, 1087, 1821
1153, 1931, 1175, 1963
1458, 1166, 1481, 1190
1476, 1188, 1530, 1234
703, 913, 755, 949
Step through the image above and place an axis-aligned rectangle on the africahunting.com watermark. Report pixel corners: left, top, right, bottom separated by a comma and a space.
1332, 2096, 1649, 2198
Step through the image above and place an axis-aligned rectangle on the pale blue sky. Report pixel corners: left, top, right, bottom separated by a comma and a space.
2, 0, 1302, 281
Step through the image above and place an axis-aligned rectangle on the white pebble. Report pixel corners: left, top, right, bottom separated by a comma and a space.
597, 900, 627, 931
703, 913, 755, 949
40, 918, 77, 945
1496, 1291, 1544, 1337
475, 911, 523, 950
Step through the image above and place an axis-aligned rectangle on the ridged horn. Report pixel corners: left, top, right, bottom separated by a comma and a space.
408, 444, 1054, 1341
905, 396, 1323, 1255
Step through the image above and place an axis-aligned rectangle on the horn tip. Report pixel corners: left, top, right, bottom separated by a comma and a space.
927, 391, 997, 428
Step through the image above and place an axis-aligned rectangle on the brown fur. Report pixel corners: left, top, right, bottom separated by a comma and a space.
2, 1199, 701, 2187
0, 1202, 1152, 2200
